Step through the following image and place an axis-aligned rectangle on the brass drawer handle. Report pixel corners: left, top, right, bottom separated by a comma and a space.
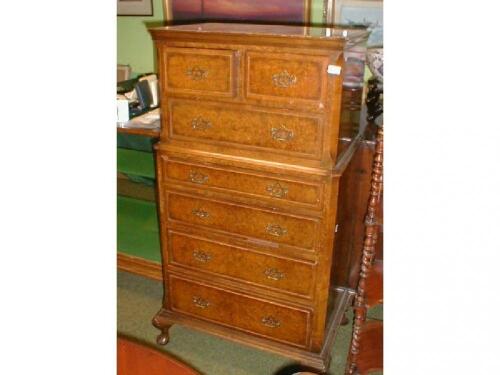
272, 70, 297, 88
271, 126, 294, 142
266, 182, 288, 199
189, 170, 208, 185
261, 316, 281, 328
191, 117, 212, 130
192, 296, 210, 309
193, 250, 212, 263
264, 268, 285, 281
186, 66, 208, 81
266, 224, 287, 237
192, 208, 209, 219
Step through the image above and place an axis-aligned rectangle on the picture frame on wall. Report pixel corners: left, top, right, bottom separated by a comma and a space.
325, 0, 382, 46
117, 0, 153, 16
162, 0, 311, 24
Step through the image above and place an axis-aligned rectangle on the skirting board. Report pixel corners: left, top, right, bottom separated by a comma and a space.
118, 252, 163, 281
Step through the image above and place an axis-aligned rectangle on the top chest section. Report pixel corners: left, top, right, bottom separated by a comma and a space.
156, 42, 343, 114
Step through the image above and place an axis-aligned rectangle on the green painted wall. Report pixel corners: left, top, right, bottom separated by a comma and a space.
310, 0, 326, 24
117, 0, 164, 75
117, 0, 327, 76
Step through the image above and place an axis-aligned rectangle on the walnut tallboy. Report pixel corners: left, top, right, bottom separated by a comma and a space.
149, 23, 369, 371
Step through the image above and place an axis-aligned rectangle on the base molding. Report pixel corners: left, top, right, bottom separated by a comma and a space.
153, 287, 354, 372
118, 252, 163, 281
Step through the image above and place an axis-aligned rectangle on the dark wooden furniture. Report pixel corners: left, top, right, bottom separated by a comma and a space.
149, 23, 369, 372
118, 335, 200, 375
346, 80, 383, 374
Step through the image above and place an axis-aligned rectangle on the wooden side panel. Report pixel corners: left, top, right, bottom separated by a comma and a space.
331, 141, 375, 289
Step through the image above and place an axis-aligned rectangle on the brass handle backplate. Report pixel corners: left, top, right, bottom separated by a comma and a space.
271, 126, 294, 142
191, 117, 212, 130
266, 224, 287, 237
266, 182, 288, 199
192, 296, 210, 309
186, 66, 208, 80
193, 250, 212, 263
189, 170, 208, 185
192, 208, 209, 219
272, 70, 297, 88
261, 316, 281, 328
264, 268, 285, 281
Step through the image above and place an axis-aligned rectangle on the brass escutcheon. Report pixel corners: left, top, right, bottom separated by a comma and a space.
266, 224, 287, 237
192, 296, 210, 309
264, 268, 285, 281
193, 250, 212, 263
261, 316, 281, 328
271, 126, 294, 142
189, 170, 208, 185
192, 208, 209, 219
186, 66, 208, 80
191, 117, 212, 130
272, 70, 297, 88
266, 182, 288, 198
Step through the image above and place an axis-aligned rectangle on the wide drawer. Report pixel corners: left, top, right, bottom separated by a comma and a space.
167, 193, 319, 250
169, 275, 310, 347
161, 157, 322, 208
161, 47, 235, 97
168, 99, 322, 158
245, 51, 329, 108
169, 231, 316, 297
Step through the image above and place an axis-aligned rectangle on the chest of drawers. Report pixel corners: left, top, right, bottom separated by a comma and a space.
150, 23, 368, 371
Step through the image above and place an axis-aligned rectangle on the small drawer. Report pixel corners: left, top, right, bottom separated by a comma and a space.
168, 100, 323, 158
169, 231, 316, 297
169, 275, 310, 347
245, 51, 329, 108
167, 193, 318, 250
162, 157, 322, 208
161, 47, 235, 97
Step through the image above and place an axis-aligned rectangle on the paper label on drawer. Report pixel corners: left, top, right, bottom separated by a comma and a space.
327, 65, 342, 75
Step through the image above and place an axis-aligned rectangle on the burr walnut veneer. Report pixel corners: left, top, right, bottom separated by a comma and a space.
150, 23, 368, 371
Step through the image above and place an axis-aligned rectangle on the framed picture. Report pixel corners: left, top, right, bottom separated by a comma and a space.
325, 0, 382, 46
117, 0, 153, 16
163, 0, 311, 24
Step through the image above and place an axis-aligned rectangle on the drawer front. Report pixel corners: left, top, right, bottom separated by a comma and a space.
167, 193, 318, 250
169, 231, 315, 297
169, 100, 322, 158
162, 157, 322, 208
162, 48, 235, 97
169, 275, 310, 347
246, 52, 329, 106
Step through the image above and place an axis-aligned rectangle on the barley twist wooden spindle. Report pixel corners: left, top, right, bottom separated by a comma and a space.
346, 101, 383, 375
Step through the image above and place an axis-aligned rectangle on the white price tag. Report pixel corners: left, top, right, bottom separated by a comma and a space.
327, 65, 342, 75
